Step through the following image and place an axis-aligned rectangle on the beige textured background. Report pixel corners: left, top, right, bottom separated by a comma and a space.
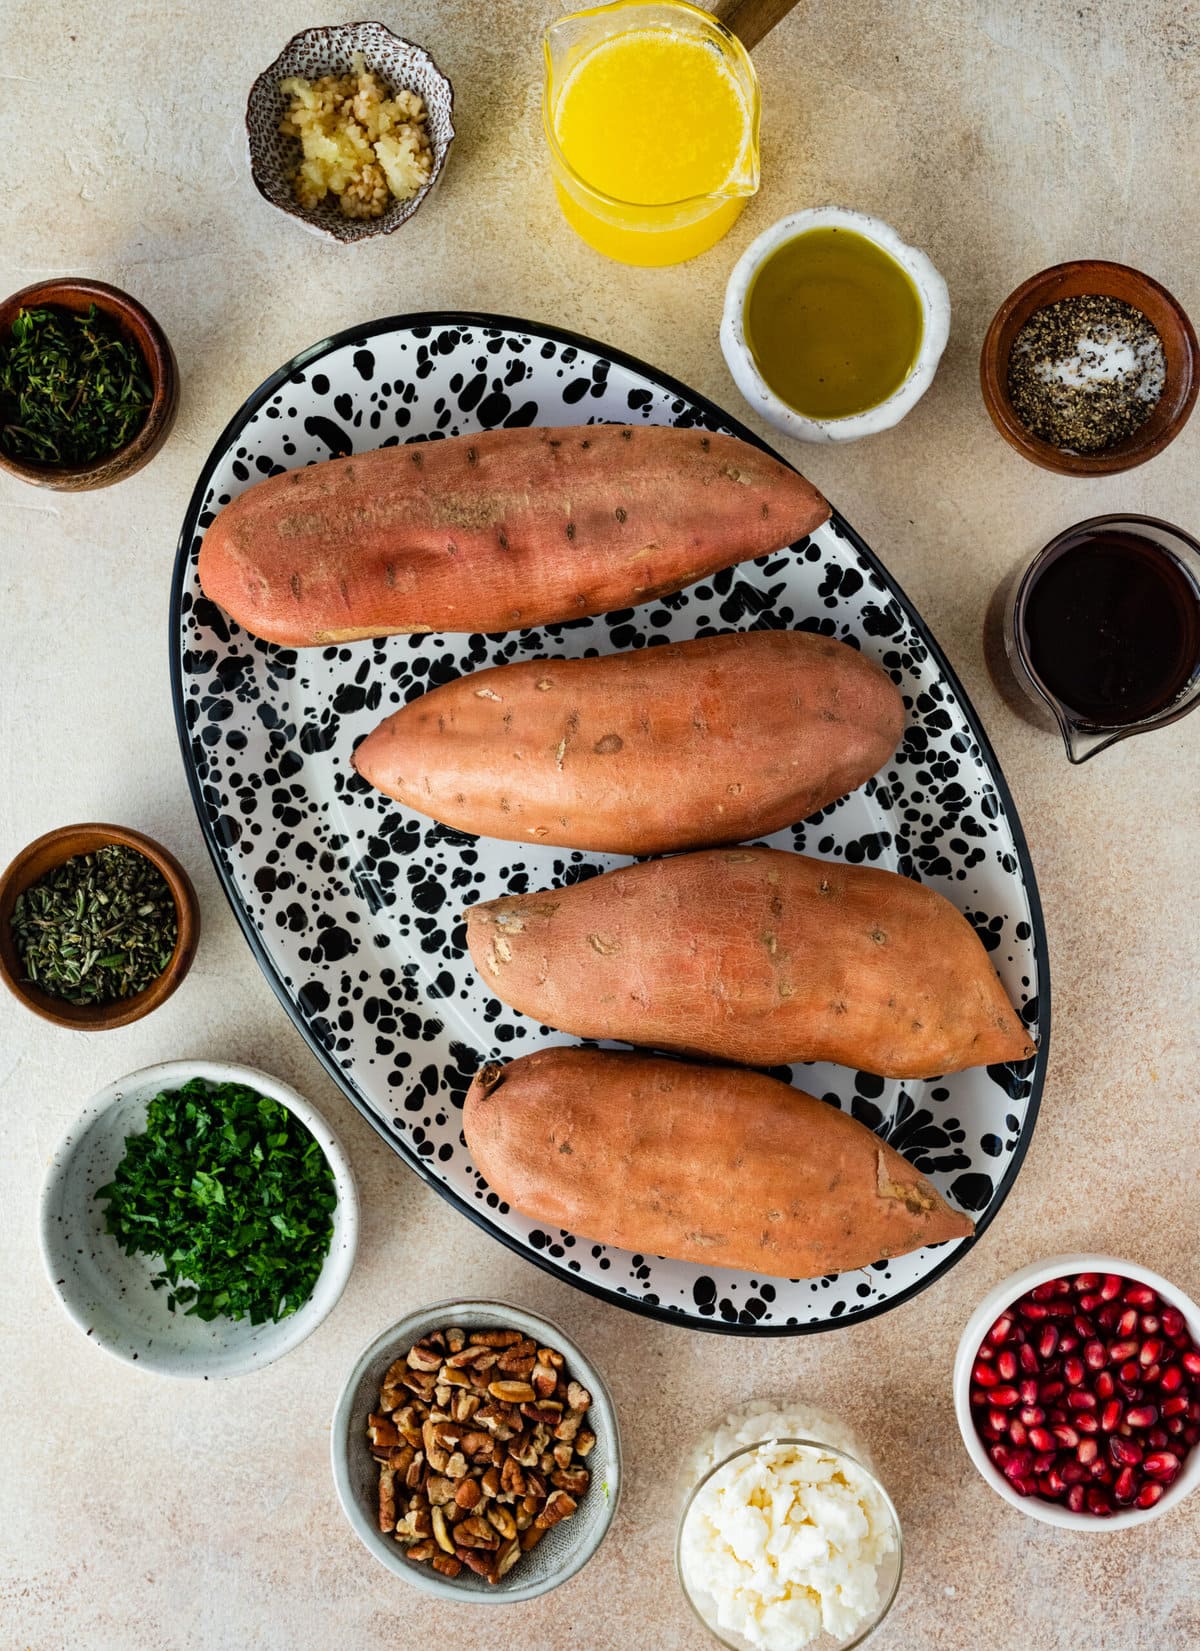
1, 2, 1198, 1647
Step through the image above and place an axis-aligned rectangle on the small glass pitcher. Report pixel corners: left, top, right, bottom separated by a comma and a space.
542, 0, 761, 267
987, 514, 1200, 763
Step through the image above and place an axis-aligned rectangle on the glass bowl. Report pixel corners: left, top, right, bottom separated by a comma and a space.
676, 1403, 903, 1651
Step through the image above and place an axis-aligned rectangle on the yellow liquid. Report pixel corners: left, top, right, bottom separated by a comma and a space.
551, 28, 753, 265
744, 228, 925, 418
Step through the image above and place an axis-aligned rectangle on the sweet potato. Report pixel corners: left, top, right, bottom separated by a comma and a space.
353, 630, 904, 855
464, 1046, 975, 1277
466, 847, 1035, 1078
196, 424, 828, 646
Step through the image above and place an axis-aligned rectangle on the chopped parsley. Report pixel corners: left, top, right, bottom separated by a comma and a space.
96, 1076, 338, 1324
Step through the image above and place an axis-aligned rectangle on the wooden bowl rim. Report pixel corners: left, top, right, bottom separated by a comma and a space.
979, 259, 1199, 476
0, 823, 200, 1029
0, 277, 178, 489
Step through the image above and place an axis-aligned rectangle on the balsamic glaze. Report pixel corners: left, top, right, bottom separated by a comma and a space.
1020, 528, 1200, 725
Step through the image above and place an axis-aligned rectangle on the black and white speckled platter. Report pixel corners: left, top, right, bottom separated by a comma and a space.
171, 312, 1049, 1335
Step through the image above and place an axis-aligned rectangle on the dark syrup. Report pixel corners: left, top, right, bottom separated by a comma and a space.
1020, 529, 1200, 725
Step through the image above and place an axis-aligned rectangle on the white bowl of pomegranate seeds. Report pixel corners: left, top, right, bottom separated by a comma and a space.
954, 1256, 1200, 1528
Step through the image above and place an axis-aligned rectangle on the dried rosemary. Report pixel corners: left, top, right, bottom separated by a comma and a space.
10, 844, 177, 1005
0, 303, 152, 466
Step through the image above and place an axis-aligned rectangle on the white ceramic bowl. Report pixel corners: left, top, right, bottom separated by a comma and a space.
954, 1254, 1200, 1529
720, 206, 951, 443
40, 1059, 358, 1378
332, 1299, 621, 1601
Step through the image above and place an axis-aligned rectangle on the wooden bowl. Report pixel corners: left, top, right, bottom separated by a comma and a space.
0, 824, 199, 1029
980, 260, 1198, 475
0, 278, 178, 490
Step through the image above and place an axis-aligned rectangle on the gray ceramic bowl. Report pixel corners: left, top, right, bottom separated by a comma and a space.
246, 21, 455, 244
40, 1060, 358, 1377
332, 1299, 621, 1600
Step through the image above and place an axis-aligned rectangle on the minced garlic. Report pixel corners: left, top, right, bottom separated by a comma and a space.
279, 54, 432, 220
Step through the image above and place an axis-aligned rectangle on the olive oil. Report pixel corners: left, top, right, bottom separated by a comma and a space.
744, 227, 924, 419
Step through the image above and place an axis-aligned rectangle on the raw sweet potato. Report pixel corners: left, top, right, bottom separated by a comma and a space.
352, 631, 904, 855
463, 1046, 975, 1277
466, 847, 1035, 1078
197, 424, 829, 646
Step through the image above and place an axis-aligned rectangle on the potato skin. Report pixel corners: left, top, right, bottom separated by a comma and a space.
352, 631, 904, 855
197, 424, 829, 646
464, 1046, 974, 1277
466, 847, 1036, 1078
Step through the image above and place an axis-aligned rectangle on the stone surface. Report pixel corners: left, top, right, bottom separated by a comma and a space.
1, 2, 1198, 1647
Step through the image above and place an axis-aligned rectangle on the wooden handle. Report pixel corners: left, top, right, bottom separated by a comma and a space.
709, 0, 801, 49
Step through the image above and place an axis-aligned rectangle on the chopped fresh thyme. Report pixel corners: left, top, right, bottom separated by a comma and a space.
95, 1077, 338, 1324
0, 302, 152, 465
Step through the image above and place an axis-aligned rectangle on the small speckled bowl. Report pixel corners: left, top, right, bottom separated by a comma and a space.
332, 1300, 621, 1600
246, 21, 455, 244
40, 1060, 358, 1378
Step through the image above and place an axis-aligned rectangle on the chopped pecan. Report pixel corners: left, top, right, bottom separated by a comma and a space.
552, 1442, 574, 1471
393, 1406, 424, 1448
404, 1450, 426, 1490
451, 1390, 481, 1424
470, 1329, 522, 1348
367, 1414, 400, 1449
496, 1537, 522, 1579
500, 1455, 526, 1498
487, 1504, 517, 1540
554, 1409, 584, 1444
575, 1429, 596, 1458
456, 1516, 500, 1551
440, 1365, 470, 1389
535, 1490, 578, 1529
459, 1430, 494, 1459
524, 1468, 548, 1500
387, 1444, 415, 1476
515, 1505, 533, 1531
407, 1340, 445, 1373
402, 1369, 437, 1399
480, 1465, 502, 1499
552, 1466, 590, 1496
509, 1432, 538, 1469
519, 1524, 545, 1553
531, 1362, 558, 1399
520, 1402, 563, 1425
536, 1347, 564, 1369
426, 1475, 457, 1506
444, 1452, 469, 1480
456, 1545, 498, 1580
434, 1384, 451, 1409
455, 1477, 482, 1511
488, 1380, 536, 1404
378, 1467, 396, 1533
567, 1381, 592, 1413
446, 1327, 467, 1354
380, 1358, 409, 1410
431, 1505, 455, 1554
426, 1443, 450, 1475
405, 1540, 436, 1563
432, 1552, 463, 1578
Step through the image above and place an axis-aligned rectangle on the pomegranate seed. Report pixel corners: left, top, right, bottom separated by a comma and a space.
1066, 1484, 1086, 1513
985, 1410, 1008, 1436
1117, 1378, 1143, 1402
1064, 1355, 1085, 1387
1109, 1339, 1139, 1364
1100, 1275, 1123, 1301
1019, 1379, 1040, 1406
1142, 1364, 1162, 1385
990, 1385, 1020, 1408
1018, 1301, 1049, 1321
1095, 1371, 1116, 1400
1140, 1338, 1164, 1367
1032, 1279, 1065, 1300
1100, 1400, 1123, 1431
1184, 1425, 1200, 1447
1188, 1402, 1200, 1423
1143, 1450, 1179, 1482
1074, 1412, 1100, 1434
1039, 1379, 1065, 1402
1159, 1366, 1184, 1394
1098, 1303, 1120, 1331
1041, 1468, 1066, 1496
1162, 1394, 1189, 1417
1045, 1300, 1074, 1318
1141, 1314, 1160, 1336
1033, 1450, 1056, 1474
1058, 1331, 1080, 1355
1078, 1292, 1102, 1312
1090, 1459, 1112, 1483
1148, 1427, 1169, 1449
1109, 1435, 1143, 1466
1008, 1419, 1028, 1446
1003, 1448, 1033, 1479
1061, 1460, 1087, 1485
973, 1360, 999, 1388
1067, 1389, 1097, 1410
988, 1444, 1009, 1469
1082, 1340, 1106, 1371
1019, 1405, 1045, 1426
997, 1350, 1018, 1381
1008, 1476, 1036, 1497
1028, 1426, 1055, 1452
976, 1341, 996, 1361
1114, 1466, 1138, 1503
989, 1314, 1014, 1345
1181, 1350, 1200, 1376
1135, 1482, 1163, 1509
1165, 1418, 1185, 1437
1077, 1438, 1098, 1465
1037, 1326, 1058, 1361
1116, 1309, 1139, 1338
1086, 1487, 1113, 1516
1051, 1425, 1079, 1448
1019, 1342, 1040, 1374
1074, 1272, 1100, 1292
1126, 1405, 1158, 1429
1123, 1284, 1157, 1308
1160, 1306, 1185, 1339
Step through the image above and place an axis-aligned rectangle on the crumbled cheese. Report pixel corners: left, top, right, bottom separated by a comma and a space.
680, 1403, 898, 1650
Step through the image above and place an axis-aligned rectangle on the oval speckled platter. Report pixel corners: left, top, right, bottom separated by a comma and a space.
171, 312, 1049, 1335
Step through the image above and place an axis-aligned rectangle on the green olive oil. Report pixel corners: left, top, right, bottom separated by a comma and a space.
744, 227, 924, 419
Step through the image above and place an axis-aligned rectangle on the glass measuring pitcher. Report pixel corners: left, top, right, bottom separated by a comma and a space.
991, 514, 1200, 763
543, 0, 761, 267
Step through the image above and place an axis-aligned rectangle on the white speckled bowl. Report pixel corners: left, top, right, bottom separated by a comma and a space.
40, 1059, 358, 1378
721, 206, 951, 443
332, 1299, 621, 1600
954, 1254, 1200, 1529
245, 21, 455, 244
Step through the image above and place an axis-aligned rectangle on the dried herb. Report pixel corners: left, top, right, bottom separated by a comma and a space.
0, 303, 152, 465
1007, 295, 1165, 454
96, 1077, 338, 1324
10, 844, 177, 1005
